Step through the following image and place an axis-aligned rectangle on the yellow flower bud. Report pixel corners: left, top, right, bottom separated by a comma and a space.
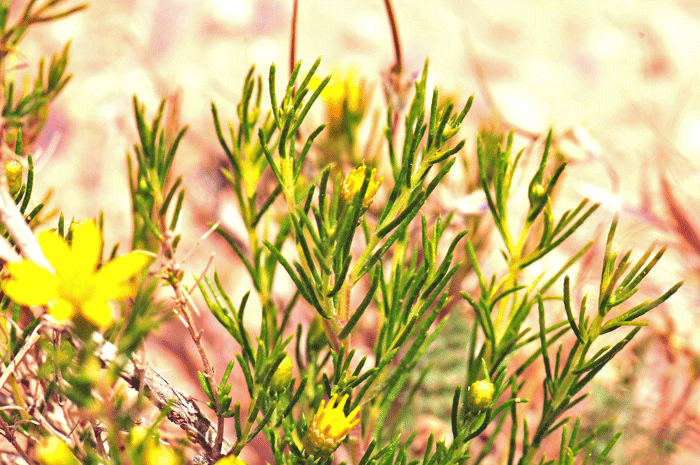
5, 159, 22, 197
130, 424, 182, 465
130, 425, 151, 446
35, 436, 80, 465
305, 393, 360, 456
466, 379, 495, 410
341, 165, 383, 209
270, 354, 293, 393
145, 443, 181, 465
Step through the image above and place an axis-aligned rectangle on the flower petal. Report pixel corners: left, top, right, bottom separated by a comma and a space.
3, 262, 58, 306
71, 221, 101, 272
49, 299, 76, 321
39, 231, 71, 272
94, 282, 136, 301
95, 252, 151, 287
80, 299, 113, 328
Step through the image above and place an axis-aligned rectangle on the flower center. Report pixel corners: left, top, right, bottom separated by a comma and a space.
56, 268, 96, 307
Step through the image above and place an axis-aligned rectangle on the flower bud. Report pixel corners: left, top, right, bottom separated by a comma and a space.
145, 444, 181, 465
341, 165, 383, 209
129, 425, 150, 446
529, 183, 546, 202
5, 159, 22, 197
270, 354, 293, 393
35, 436, 80, 465
466, 379, 495, 411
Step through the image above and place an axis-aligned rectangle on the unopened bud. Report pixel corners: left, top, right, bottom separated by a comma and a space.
35, 436, 80, 465
5, 159, 22, 197
466, 379, 495, 410
270, 354, 293, 393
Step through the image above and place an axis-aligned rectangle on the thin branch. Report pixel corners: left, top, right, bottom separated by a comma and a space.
383, 0, 402, 73
92, 332, 228, 463
0, 416, 38, 465
0, 322, 42, 392
290, 0, 299, 78
158, 214, 224, 458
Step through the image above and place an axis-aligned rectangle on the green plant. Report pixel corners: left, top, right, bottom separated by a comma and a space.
0, 2, 683, 465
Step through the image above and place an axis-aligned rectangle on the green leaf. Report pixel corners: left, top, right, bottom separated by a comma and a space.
197, 371, 215, 402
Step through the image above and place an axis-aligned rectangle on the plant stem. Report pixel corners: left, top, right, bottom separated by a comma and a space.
383, 0, 402, 73
493, 220, 530, 343
519, 314, 604, 465
290, 0, 298, 78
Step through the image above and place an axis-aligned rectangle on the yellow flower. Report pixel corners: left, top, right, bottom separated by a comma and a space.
305, 393, 360, 456
324, 67, 363, 119
466, 379, 495, 410
2, 221, 151, 328
35, 436, 80, 465
214, 456, 248, 465
341, 165, 383, 209
311, 66, 366, 137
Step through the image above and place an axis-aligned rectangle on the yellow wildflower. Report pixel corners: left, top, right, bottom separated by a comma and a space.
2, 221, 151, 328
323, 67, 363, 121
466, 379, 495, 410
311, 66, 366, 138
341, 165, 383, 209
305, 393, 360, 456
214, 456, 248, 465
35, 436, 80, 465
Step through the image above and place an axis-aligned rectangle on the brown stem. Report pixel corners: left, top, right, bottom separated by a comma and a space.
91, 421, 107, 456
290, 0, 299, 78
92, 332, 229, 461
0, 322, 41, 391
159, 211, 224, 459
158, 216, 215, 384
383, 0, 402, 73
0, 417, 38, 465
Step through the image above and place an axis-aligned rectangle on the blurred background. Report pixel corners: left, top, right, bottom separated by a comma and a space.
11, 0, 700, 463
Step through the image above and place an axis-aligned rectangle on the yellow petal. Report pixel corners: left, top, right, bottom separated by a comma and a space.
71, 221, 101, 272
3, 262, 58, 306
49, 299, 76, 321
95, 252, 151, 287
80, 299, 113, 328
95, 282, 136, 302
38, 231, 72, 272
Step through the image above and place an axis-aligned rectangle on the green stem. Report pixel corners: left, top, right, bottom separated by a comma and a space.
493, 220, 531, 343
519, 314, 604, 465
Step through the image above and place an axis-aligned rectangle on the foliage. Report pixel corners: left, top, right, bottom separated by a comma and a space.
0, 2, 683, 465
